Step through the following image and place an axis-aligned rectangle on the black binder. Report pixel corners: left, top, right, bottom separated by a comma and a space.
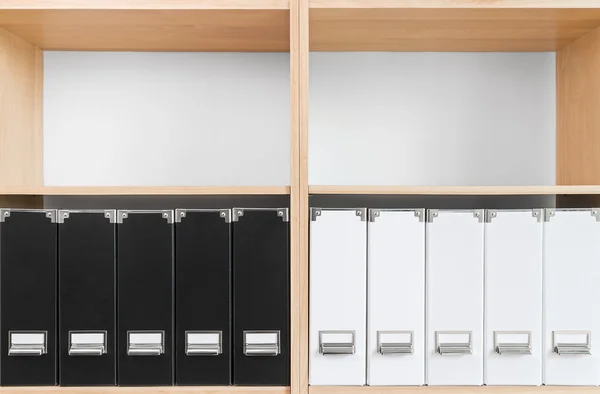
0, 209, 58, 386
174, 209, 232, 385
117, 210, 174, 386
232, 208, 290, 386
58, 210, 116, 386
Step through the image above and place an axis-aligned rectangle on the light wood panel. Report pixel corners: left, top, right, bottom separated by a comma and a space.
290, 0, 303, 394
557, 27, 600, 185
309, 185, 600, 195
0, 9, 289, 51
310, 7, 600, 51
0, 0, 289, 9
0, 388, 289, 394
0, 186, 291, 195
298, 0, 310, 393
310, 0, 600, 8
309, 387, 600, 394
0, 28, 43, 188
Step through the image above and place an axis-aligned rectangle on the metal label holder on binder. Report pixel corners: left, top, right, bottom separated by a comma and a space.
319, 330, 356, 355
553, 331, 592, 355
435, 331, 473, 355
8, 331, 47, 356
243, 330, 280, 356
494, 331, 532, 355
377, 330, 414, 355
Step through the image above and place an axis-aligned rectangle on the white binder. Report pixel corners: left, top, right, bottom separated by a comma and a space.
309, 208, 367, 385
426, 209, 484, 385
544, 208, 600, 385
367, 209, 425, 385
484, 209, 543, 385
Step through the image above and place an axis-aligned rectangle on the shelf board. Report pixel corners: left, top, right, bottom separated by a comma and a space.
0, 388, 289, 394
0, 1, 290, 51
309, 185, 600, 195
310, 1, 600, 51
0, 0, 289, 10
310, 387, 600, 394
310, 0, 600, 8
0, 186, 291, 196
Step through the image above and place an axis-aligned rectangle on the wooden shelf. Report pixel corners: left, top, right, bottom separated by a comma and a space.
309, 0, 600, 51
0, 1, 290, 51
0, 186, 291, 196
0, 388, 289, 394
309, 185, 600, 195
309, 387, 600, 394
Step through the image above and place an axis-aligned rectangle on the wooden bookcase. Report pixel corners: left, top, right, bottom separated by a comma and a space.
2, 0, 600, 393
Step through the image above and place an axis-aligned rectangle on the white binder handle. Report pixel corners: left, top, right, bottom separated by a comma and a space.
435, 331, 472, 355
494, 331, 532, 355
553, 331, 591, 355
319, 330, 355, 355
377, 330, 413, 355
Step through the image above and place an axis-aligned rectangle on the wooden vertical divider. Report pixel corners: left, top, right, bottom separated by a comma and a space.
0, 28, 43, 189
298, 0, 309, 390
290, 0, 309, 392
290, 0, 301, 394
557, 26, 600, 186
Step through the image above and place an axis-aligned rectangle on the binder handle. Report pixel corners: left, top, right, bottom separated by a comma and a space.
553, 331, 591, 355
435, 331, 472, 355
68, 331, 107, 356
377, 330, 413, 355
319, 330, 355, 355
494, 331, 532, 355
8, 331, 47, 356
243, 330, 280, 356
185, 331, 222, 356
127, 331, 165, 356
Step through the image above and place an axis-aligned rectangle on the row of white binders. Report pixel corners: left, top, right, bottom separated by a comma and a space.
309, 207, 600, 386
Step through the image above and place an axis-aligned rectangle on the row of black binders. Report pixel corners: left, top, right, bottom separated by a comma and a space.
0, 208, 290, 387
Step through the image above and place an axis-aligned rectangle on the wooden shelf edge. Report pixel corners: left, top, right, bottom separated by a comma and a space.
0, 0, 289, 10
309, 388, 600, 394
0, 186, 291, 196
309, 0, 600, 8
0, 388, 289, 394
309, 185, 600, 195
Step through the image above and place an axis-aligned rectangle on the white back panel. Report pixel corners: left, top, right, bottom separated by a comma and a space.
426, 210, 484, 385
367, 209, 425, 385
43, 52, 290, 186
309, 52, 555, 186
485, 210, 543, 385
544, 209, 600, 385
309, 209, 367, 385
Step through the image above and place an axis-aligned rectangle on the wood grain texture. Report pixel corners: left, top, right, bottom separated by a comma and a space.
298, 0, 310, 394
309, 387, 600, 394
290, 0, 302, 393
0, 389, 289, 394
0, 186, 291, 195
310, 0, 600, 8
0, 9, 290, 51
0, 0, 289, 9
557, 27, 600, 185
309, 185, 600, 195
0, 28, 42, 188
310, 8, 600, 51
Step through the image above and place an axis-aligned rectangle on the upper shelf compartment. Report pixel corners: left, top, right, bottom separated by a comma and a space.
309, 0, 600, 51
0, 0, 290, 51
